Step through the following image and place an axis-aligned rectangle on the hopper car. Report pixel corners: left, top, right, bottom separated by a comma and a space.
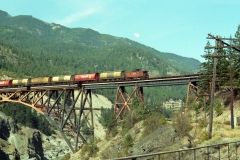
0, 70, 149, 88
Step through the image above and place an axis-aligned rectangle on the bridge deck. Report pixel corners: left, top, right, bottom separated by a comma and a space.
0, 74, 199, 92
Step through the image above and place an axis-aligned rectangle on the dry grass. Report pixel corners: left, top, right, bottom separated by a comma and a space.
213, 124, 240, 138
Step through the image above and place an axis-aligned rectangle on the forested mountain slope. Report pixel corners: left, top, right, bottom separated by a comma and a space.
0, 10, 200, 75
0, 10, 200, 105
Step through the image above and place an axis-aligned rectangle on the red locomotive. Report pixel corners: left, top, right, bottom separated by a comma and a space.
125, 70, 149, 79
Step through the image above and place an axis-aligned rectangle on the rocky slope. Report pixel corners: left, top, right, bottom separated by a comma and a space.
0, 112, 70, 160
69, 96, 240, 160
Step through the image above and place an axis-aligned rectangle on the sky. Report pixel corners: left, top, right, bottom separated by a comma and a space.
1, 0, 240, 62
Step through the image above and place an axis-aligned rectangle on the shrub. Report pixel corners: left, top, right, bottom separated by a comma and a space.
142, 112, 166, 138
198, 118, 207, 129
61, 153, 70, 160
198, 131, 208, 143
214, 99, 223, 116
172, 113, 193, 137
121, 110, 138, 134
123, 134, 134, 148
80, 139, 99, 158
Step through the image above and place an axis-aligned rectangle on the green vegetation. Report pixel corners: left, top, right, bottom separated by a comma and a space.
123, 134, 134, 152
142, 112, 166, 138
0, 103, 54, 136
81, 119, 93, 138
99, 107, 118, 137
80, 139, 99, 159
172, 113, 193, 138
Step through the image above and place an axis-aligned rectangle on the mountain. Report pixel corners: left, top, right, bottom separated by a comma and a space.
0, 10, 200, 75
0, 10, 200, 106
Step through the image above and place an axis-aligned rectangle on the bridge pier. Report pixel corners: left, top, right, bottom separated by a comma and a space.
114, 85, 144, 119
44, 88, 95, 152
185, 82, 198, 112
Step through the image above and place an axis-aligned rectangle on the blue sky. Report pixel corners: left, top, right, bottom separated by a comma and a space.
1, 0, 240, 62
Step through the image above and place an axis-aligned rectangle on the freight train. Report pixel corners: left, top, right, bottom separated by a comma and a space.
0, 70, 149, 88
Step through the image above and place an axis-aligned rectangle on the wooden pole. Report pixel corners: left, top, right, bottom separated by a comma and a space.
208, 39, 217, 139
230, 58, 234, 129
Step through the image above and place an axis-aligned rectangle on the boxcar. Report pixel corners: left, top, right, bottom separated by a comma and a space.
74, 73, 99, 82
100, 71, 125, 80
31, 77, 52, 85
52, 75, 74, 83
12, 78, 31, 86
125, 70, 149, 79
0, 80, 13, 87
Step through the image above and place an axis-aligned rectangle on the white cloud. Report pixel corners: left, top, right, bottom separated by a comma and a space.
134, 33, 140, 38
56, 6, 101, 26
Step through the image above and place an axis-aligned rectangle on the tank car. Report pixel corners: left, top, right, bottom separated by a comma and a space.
100, 71, 125, 80
52, 75, 74, 83
74, 73, 99, 82
31, 77, 52, 85
12, 78, 31, 86
0, 80, 13, 87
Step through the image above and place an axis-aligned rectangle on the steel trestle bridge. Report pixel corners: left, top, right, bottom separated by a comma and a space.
0, 74, 199, 152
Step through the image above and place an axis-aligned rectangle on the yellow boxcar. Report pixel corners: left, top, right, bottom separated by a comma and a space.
12, 78, 31, 86
100, 71, 125, 80
52, 75, 74, 83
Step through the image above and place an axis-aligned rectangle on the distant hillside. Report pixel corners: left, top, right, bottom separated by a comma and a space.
0, 10, 200, 75
154, 52, 200, 74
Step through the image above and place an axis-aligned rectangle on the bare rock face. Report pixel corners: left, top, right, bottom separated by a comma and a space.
0, 117, 20, 159
7, 118, 18, 133
27, 131, 44, 160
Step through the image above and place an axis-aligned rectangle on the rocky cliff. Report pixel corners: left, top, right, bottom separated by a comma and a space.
0, 111, 71, 160
27, 131, 44, 160
0, 118, 20, 160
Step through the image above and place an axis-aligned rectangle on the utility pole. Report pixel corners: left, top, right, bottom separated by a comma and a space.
229, 58, 234, 128
208, 38, 217, 140
198, 93, 209, 131
204, 34, 240, 139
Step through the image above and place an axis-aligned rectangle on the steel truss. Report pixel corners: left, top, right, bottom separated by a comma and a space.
0, 87, 94, 153
185, 82, 198, 112
114, 85, 144, 118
